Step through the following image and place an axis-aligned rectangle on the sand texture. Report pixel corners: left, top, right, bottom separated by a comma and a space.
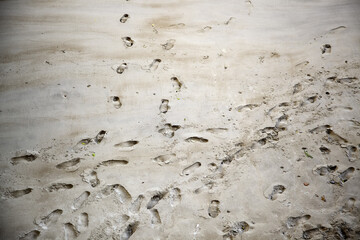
0, 0, 360, 239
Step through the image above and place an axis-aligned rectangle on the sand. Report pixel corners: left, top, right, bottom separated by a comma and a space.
0, 0, 359, 239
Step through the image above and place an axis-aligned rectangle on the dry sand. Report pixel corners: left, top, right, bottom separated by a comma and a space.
0, 0, 360, 239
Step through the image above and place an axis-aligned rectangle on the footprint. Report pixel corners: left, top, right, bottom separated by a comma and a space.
158, 123, 180, 138
286, 214, 311, 228
295, 61, 309, 68
293, 83, 303, 94
206, 128, 228, 133
275, 114, 288, 130
278, 102, 291, 107
11, 151, 39, 165
101, 184, 131, 203
100, 185, 115, 196
170, 77, 182, 90
182, 162, 201, 176
259, 127, 279, 141
185, 137, 208, 143
342, 198, 355, 212
114, 140, 139, 148
147, 192, 166, 209
149, 59, 161, 71
111, 96, 122, 109
150, 209, 161, 224
96, 159, 128, 168
313, 165, 337, 176
319, 146, 331, 154
130, 194, 144, 213
120, 14, 129, 23
325, 129, 348, 144
337, 77, 358, 84
169, 188, 181, 207
34, 209, 63, 229
305, 95, 318, 104
346, 145, 359, 162
338, 167, 355, 183
94, 130, 106, 144
330, 25, 346, 32
349, 119, 360, 127
159, 99, 169, 113
64, 223, 79, 239
56, 158, 81, 172
303, 226, 330, 239
208, 163, 218, 172
327, 106, 353, 111
45, 183, 73, 192
301, 95, 318, 106
168, 23, 185, 28
77, 138, 92, 146
77, 212, 89, 231
80, 169, 100, 187
264, 185, 286, 200
309, 124, 332, 134
72, 191, 90, 211
77, 131, 106, 146
223, 221, 250, 238
225, 17, 235, 25
116, 63, 128, 74
194, 181, 214, 194
122, 37, 134, 47
256, 138, 267, 146
236, 104, 259, 112
199, 26, 212, 32
208, 200, 220, 218
259, 127, 278, 136
119, 214, 130, 225
153, 154, 176, 166
121, 221, 139, 240
9, 188, 32, 198
114, 185, 132, 203
326, 76, 337, 83
19, 230, 40, 240
321, 44, 331, 54
302, 228, 320, 239
161, 39, 175, 50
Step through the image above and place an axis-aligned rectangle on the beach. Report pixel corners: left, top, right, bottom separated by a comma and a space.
0, 0, 359, 239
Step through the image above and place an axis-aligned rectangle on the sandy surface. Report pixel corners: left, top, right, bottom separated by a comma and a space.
0, 0, 360, 239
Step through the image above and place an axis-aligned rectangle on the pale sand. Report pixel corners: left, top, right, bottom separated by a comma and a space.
0, 0, 359, 239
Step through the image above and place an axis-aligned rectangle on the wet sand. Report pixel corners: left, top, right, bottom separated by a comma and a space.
0, 0, 359, 239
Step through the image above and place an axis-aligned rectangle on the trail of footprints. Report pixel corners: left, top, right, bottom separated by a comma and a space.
6, 5, 359, 240
10, 119, 358, 239
10, 131, 142, 238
